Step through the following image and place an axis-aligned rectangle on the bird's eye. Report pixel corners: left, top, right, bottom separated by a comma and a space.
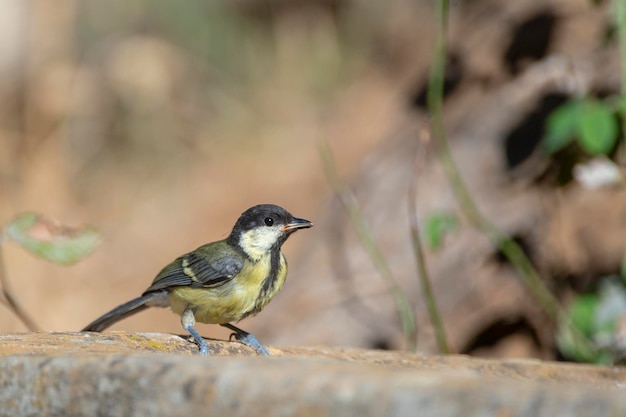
264, 217, 274, 226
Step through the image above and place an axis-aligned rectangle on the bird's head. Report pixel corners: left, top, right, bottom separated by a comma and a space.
228, 204, 313, 261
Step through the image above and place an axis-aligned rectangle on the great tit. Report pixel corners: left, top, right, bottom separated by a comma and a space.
82, 204, 313, 356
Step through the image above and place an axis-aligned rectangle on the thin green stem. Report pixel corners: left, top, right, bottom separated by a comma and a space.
408, 162, 450, 353
0, 243, 41, 331
319, 141, 418, 351
616, 0, 626, 282
618, 0, 626, 134
427, 0, 485, 233
427, 0, 592, 354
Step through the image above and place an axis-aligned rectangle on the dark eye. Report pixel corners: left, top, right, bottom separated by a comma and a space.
264, 217, 274, 226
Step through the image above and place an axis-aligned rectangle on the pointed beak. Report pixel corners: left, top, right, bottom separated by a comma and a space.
282, 217, 313, 232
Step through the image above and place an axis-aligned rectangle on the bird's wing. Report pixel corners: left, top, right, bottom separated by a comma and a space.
143, 250, 244, 294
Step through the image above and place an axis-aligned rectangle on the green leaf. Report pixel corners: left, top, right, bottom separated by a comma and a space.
568, 293, 601, 337
424, 213, 459, 250
577, 99, 618, 155
4, 212, 101, 266
542, 101, 580, 154
557, 293, 602, 363
557, 277, 626, 365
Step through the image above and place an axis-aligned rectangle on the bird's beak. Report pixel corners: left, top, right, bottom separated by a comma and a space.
283, 217, 313, 232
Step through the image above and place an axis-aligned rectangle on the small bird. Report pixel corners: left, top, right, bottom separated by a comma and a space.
82, 204, 313, 356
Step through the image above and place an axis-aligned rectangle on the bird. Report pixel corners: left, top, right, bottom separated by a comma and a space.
82, 204, 313, 356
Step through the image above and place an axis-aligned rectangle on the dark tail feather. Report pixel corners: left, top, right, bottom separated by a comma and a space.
82, 294, 155, 332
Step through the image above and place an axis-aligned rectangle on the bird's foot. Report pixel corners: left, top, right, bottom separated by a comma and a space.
182, 308, 210, 356
185, 329, 210, 356
221, 323, 269, 355
233, 332, 270, 356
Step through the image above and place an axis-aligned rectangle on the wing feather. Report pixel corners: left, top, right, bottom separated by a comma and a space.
143, 251, 243, 294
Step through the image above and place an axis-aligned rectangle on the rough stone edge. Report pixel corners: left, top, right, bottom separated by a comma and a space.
1, 354, 625, 417
0, 332, 624, 386
1, 332, 626, 417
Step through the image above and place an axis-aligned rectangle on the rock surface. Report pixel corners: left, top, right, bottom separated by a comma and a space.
0, 332, 625, 416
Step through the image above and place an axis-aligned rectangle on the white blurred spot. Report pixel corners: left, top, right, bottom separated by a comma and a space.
573, 157, 622, 189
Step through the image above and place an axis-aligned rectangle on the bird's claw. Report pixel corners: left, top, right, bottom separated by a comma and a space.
234, 332, 270, 355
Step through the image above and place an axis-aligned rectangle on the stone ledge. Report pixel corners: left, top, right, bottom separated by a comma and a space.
0, 332, 625, 416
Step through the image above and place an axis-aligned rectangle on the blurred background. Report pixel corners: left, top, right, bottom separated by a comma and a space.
0, 0, 425, 338
1, 0, 624, 362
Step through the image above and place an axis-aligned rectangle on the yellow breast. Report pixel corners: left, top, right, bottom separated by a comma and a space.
169, 253, 287, 324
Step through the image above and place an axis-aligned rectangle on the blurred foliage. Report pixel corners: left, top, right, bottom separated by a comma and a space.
0, 213, 101, 330
423, 212, 459, 251
542, 97, 619, 156
551, 0, 626, 364
4, 212, 101, 266
558, 277, 626, 364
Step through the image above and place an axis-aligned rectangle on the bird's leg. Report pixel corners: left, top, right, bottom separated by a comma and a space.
220, 323, 269, 355
181, 308, 209, 356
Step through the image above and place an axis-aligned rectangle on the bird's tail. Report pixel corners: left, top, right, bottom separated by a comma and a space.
82, 293, 157, 332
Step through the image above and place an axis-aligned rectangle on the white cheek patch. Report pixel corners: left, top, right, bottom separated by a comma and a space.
239, 226, 282, 260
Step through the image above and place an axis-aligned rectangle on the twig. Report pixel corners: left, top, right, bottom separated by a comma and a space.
408, 147, 451, 353
617, 0, 626, 152
319, 141, 418, 351
615, 0, 626, 281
